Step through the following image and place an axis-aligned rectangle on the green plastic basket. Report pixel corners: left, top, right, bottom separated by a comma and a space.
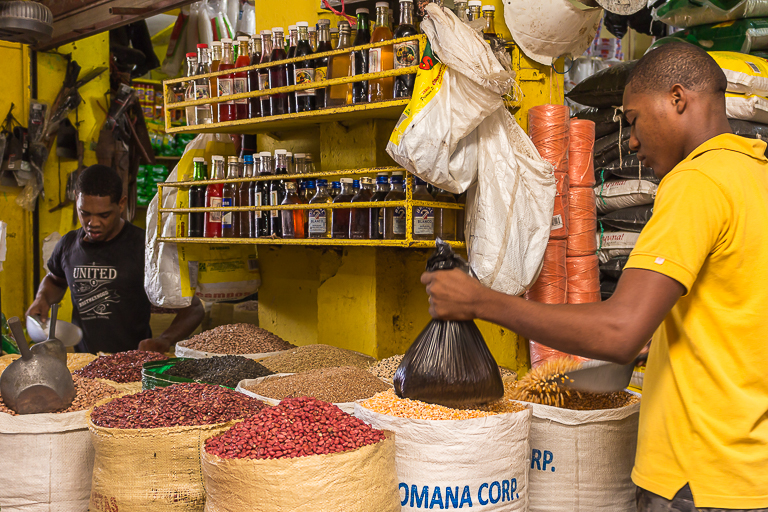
141, 358, 238, 390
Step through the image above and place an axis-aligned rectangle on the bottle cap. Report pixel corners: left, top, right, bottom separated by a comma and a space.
196, 43, 209, 48
237, 35, 250, 41
289, 25, 297, 30
330, 27, 339, 33
332, 181, 341, 187
244, 155, 254, 163
193, 157, 205, 163
274, 149, 287, 155
353, 180, 360, 186
295, 153, 306, 158
261, 29, 272, 35
212, 155, 225, 161
391, 171, 404, 176
306, 180, 316, 187
317, 179, 328, 186
296, 21, 309, 27
260, 151, 272, 157
187, 52, 197, 58
221, 37, 233, 43
468, 0, 481, 6
308, 26, 317, 32
211, 41, 222, 46
286, 152, 293, 158
341, 178, 354, 184
400, 0, 413, 3
481, 4, 495, 10
318, 19, 331, 25
228, 156, 239, 163
377, 171, 389, 176
272, 27, 284, 33
356, 8, 369, 14
338, 20, 350, 28
362, 177, 375, 185
376, 2, 389, 7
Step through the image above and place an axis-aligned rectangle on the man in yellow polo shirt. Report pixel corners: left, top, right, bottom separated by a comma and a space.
421, 41, 768, 511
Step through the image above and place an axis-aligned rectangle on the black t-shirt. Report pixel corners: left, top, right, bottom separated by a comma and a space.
47, 222, 152, 353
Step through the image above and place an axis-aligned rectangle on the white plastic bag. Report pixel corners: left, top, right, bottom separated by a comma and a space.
355, 403, 532, 512
503, 0, 603, 66
387, 4, 514, 194
524, 399, 641, 511
597, 231, 641, 263
726, 92, 768, 124
466, 109, 557, 296
237, 1, 256, 36
653, 0, 768, 28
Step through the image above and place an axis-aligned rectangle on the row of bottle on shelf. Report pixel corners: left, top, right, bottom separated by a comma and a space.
181, 0, 500, 125
183, 151, 465, 242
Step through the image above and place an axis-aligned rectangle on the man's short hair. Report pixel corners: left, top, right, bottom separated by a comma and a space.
626, 41, 727, 95
76, 165, 124, 204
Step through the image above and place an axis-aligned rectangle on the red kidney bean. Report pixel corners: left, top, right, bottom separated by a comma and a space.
204, 397, 386, 460
90, 383, 266, 429
75, 350, 168, 383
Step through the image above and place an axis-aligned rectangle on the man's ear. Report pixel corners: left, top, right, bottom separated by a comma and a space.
671, 84, 688, 115
118, 195, 128, 215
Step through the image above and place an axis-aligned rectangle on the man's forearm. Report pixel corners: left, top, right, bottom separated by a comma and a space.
35, 275, 68, 307
158, 298, 205, 344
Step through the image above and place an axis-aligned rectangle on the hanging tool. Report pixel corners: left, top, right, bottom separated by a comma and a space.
29, 303, 66, 363
0, 317, 75, 414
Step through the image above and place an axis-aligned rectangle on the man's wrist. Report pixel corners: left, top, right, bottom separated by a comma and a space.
471, 283, 490, 321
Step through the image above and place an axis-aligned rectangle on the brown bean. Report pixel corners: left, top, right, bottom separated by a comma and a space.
74, 350, 168, 383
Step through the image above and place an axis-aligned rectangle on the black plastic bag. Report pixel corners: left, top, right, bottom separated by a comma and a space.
594, 129, 632, 170
599, 256, 629, 281
601, 278, 618, 301
394, 240, 504, 407
600, 205, 653, 232
573, 107, 625, 139
729, 119, 768, 157
566, 61, 637, 109
600, 154, 659, 183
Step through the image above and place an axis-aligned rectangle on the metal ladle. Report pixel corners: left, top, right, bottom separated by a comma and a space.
30, 303, 67, 364
0, 317, 75, 414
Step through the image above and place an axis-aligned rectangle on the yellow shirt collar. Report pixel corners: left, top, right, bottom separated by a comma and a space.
680, 133, 768, 166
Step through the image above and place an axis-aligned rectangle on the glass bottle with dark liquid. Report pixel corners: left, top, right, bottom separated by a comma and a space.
269, 28, 289, 116
270, 150, 288, 236
258, 30, 273, 117
351, 8, 371, 104
482, 5, 500, 47
218, 38, 237, 122
383, 172, 406, 240
254, 151, 273, 237
293, 22, 316, 112
286, 25, 298, 113
412, 177, 435, 241
248, 36, 262, 118
314, 19, 332, 108
350, 177, 374, 239
188, 157, 207, 237
331, 178, 355, 238
370, 172, 390, 239
393, 0, 419, 98
204, 156, 225, 238
222, 156, 240, 238
234, 36, 251, 119
239, 154, 254, 238
308, 179, 332, 238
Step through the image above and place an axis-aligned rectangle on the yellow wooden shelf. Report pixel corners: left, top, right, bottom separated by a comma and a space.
158, 236, 465, 249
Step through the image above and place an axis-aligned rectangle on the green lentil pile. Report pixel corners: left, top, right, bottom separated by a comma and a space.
258, 344, 376, 373
244, 366, 391, 403
166, 356, 274, 388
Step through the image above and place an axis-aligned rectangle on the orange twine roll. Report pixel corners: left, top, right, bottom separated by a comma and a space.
551, 172, 569, 240
567, 187, 597, 257
526, 239, 567, 305
529, 104, 570, 174
568, 119, 596, 188
567, 255, 601, 304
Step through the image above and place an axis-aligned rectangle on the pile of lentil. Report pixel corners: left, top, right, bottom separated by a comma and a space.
90, 383, 266, 429
166, 355, 274, 388
75, 350, 168, 383
178, 324, 295, 355
0, 375, 118, 416
259, 344, 376, 373
360, 388, 527, 420
244, 366, 390, 403
205, 396, 386, 460
367, 354, 517, 381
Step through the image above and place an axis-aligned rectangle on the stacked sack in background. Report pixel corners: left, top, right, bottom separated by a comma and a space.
526, 106, 599, 367
566, 61, 658, 301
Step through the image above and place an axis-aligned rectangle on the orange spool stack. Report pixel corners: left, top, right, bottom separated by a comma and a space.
568, 119, 596, 187
567, 188, 597, 257
551, 173, 569, 240
567, 255, 601, 304
526, 239, 567, 305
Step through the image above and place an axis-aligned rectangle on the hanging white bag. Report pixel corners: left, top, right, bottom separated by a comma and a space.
386, 4, 515, 194
466, 109, 556, 296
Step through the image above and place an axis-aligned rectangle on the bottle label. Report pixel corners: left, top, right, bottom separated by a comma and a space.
368, 47, 382, 73
222, 197, 234, 228
234, 77, 248, 104
378, 208, 385, 236
394, 40, 419, 69
315, 66, 328, 83
393, 206, 406, 235
270, 191, 279, 217
258, 72, 270, 99
308, 209, 327, 233
295, 67, 316, 96
414, 206, 434, 235
255, 192, 263, 207
194, 83, 210, 100
219, 77, 234, 104
209, 197, 222, 222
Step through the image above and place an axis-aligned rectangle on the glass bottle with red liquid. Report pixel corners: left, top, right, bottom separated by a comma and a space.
258, 30, 273, 117
350, 177, 374, 239
281, 182, 306, 239
269, 28, 289, 116
331, 178, 356, 239
314, 19, 332, 108
204, 156, 225, 238
286, 25, 299, 114
248, 35, 262, 118
217, 38, 237, 122
293, 22, 316, 112
234, 36, 251, 120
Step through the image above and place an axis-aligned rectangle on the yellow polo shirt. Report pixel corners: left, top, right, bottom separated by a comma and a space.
626, 133, 768, 508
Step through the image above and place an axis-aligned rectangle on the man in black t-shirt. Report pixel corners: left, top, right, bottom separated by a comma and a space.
26, 165, 204, 354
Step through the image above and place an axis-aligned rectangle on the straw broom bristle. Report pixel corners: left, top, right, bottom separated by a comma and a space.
512, 357, 583, 407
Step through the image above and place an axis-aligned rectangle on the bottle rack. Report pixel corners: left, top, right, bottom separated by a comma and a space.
162, 35, 426, 135
156, 166, 466, 249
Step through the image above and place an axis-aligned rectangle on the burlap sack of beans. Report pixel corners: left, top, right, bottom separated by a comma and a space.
87, 406, 239, 512
201, 432, 400, 512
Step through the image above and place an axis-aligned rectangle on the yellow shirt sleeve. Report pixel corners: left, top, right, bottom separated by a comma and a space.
625, 169, 730, 294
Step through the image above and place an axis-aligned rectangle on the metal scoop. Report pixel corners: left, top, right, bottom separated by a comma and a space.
0, 317, 76, 414
30, 303, 67, 363
560, 353, 647, 394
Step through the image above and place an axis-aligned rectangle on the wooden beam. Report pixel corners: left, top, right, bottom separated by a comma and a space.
35, 0, 195, 52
